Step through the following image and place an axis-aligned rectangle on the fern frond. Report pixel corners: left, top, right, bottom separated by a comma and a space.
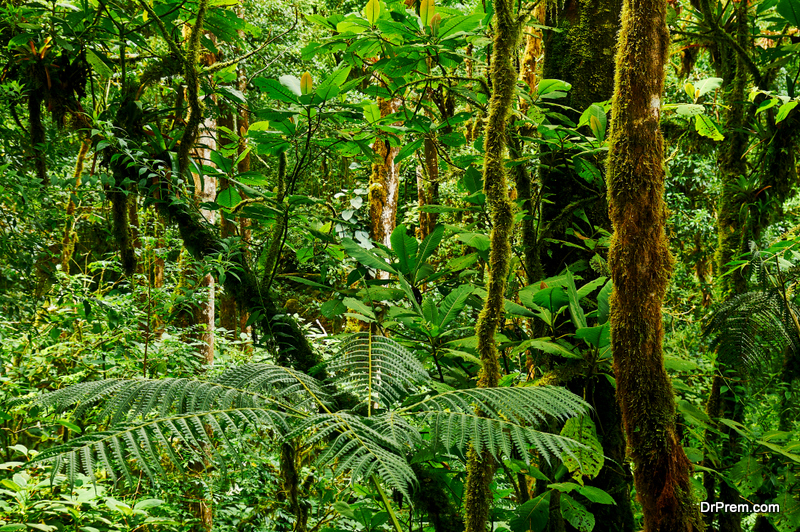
29, 408, 287, 486
705, 289, 800, 369
288, 412, 418, 498
31, 364, 332, 423
329, 334, 429, 411
399, 386, 590, 464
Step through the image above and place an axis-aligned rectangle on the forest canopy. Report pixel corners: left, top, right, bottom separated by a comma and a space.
1, 0, 800, 531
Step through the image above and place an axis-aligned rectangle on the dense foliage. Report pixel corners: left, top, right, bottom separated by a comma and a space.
2, 0, 800, 531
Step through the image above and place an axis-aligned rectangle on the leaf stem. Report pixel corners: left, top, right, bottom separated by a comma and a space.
371, 474, 404, 532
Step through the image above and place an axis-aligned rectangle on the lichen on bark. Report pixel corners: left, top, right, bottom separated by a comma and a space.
605, 0, 704, 528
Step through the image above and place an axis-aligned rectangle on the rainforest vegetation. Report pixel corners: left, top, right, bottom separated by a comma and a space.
2, 0, 800, 530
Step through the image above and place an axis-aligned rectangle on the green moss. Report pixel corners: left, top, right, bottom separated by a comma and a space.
605, 0, 704, 528
463, 0, 519, 530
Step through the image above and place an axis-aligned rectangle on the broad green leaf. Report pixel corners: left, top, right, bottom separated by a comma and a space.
575, 324, 609, 349
777, 0, 800, 27
342, 238, 397, 274
597, 280, 612, 324
533, 286, 570, 313
770, 490, 800, 532
86, 49, 112, 78
363, 103, 381, 123
565, 270, 587, 329
217, 187, 242, 209
694, 77, 723, 98
560, 493, 595, 532
439, 14, 483, 39
364, 0, 380, 25
537, 79, 572, 97
730, 456, 764, 497
509, 492, 550, 532
253, 78, 299, 103
512, 338, 582, 359
416, 224, 445, 272
438, 285, 474, 329
756, 98, 780, 114
56, 419, 82, 433
317, 66, 352, 100
560, 416, 603, 481
694, 114, 724, 141
678, 400, 712, 424
674, 104, 705, 116
664, 356, 699, 372
575, 485, 615, 505
133, 499, 164, 510
776, 100, 798, 122
422, 296, 439, 325
390, 225, 419, 275
321, 299, 347, 318
578, 104, 606, 141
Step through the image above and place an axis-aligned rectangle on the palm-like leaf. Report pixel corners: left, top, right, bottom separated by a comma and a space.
328, 334, 429, 411
398, 386, 590, 465
17, 338, 590, 498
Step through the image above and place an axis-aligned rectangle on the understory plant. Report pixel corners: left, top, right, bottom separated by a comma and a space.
12, 334, 589, 531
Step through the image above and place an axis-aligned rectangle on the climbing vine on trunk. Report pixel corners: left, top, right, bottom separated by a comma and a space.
605, 0, 704, 529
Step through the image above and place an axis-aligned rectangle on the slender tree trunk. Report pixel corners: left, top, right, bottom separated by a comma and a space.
462, 1, 518, 530
61, 138, 92, 274
369, 98, 401, 247
606, 0, 704, 528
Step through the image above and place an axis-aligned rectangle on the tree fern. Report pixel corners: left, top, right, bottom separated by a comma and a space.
15, 335, 589, 499
705, 247, 800, 369
328, 333, 429, 412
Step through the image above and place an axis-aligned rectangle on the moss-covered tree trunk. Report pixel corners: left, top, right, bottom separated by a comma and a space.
462, 0, 518, 530
605, 0, 704, 528
537, 0, 621, 277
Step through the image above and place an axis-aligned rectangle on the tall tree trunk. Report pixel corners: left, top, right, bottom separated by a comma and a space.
606, 0, 704, 528
192, 107, 217, 367
369, 98, 401, 247
462, 0, 518, 530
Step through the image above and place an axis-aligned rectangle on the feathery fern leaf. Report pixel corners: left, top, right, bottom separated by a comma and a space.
398, 386, 590, 464
705, 289, 800, 369
329, 334, 429, 411
288, 412, 419, 498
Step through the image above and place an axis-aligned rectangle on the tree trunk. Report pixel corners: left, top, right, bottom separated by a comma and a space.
605, 0, 704, 528
462, 0, 518, 530
537, 0, 621, 277
192, 108, 217, 367
369, 98, 401, 247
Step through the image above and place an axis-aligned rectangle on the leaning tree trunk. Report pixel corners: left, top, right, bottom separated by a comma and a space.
605, 0, 704, 529
462, 0, 518, 530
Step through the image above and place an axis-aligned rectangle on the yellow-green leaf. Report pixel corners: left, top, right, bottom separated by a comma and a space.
684, 82, 695, 100
420, 0, 435, 27
364, 0, 380, 25
694, 114, 724, 141
300, 71, 313, 95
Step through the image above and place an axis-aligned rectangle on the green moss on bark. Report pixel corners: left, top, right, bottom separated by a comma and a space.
462, 0, 518, 530
605, 0, 704, 528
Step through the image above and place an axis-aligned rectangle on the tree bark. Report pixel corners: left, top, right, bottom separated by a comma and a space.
462, 0, 518, 530
605, 0, 704, 528
369, 98, 401, 247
